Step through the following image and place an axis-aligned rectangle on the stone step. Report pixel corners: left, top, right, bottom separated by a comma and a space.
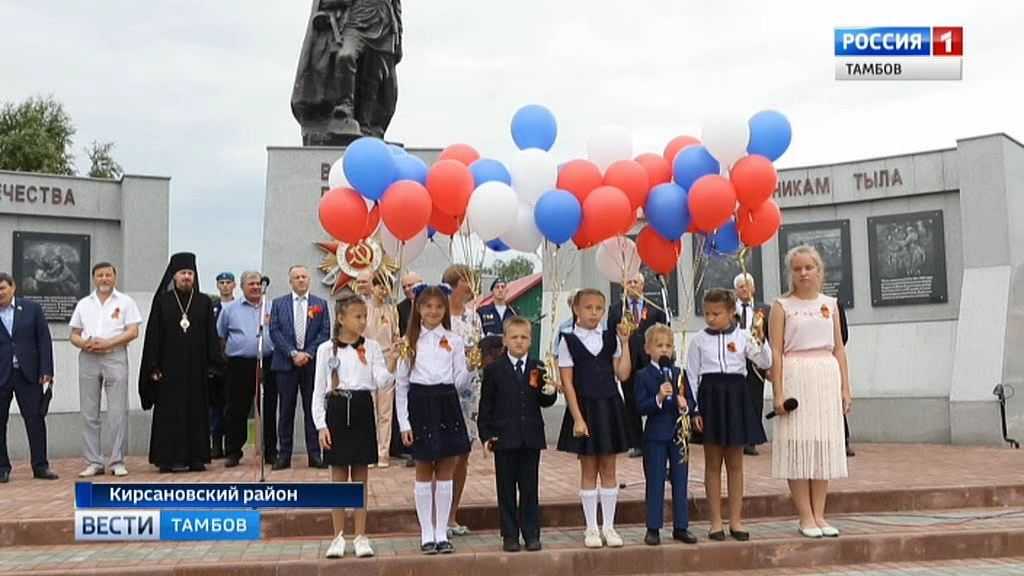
0, 507, 1021, 575
3, 483, 1021, 547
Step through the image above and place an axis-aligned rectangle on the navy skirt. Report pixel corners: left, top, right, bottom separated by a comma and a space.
408, 383, 471, 462
323, 390, 378, 467
697, 373, 767, 447
557, 394, 629, 456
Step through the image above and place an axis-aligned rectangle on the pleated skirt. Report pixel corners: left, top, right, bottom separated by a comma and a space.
771, 351, 848, 480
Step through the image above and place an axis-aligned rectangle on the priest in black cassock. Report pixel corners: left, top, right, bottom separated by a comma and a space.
139, 253, 222, 472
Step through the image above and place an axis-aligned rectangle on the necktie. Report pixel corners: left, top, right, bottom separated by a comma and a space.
741, 303, 749, 328
294, 297, 307, 350
515, 359, 525, 378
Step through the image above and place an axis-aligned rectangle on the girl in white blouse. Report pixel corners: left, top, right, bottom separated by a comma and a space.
687, 288, 772, 542
396, 284, 475, 555
313, 295, 397, 560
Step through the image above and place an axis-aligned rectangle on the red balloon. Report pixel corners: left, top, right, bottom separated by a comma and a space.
636, 225, 682, 275
688, 175, 738, 233
319, 187, 369, 244
604, 160, 650, 210
380, 181, 432, 241
578, 186, 632, 243
427, 160, 475, 217
364, 204, 381, 238
557, 159, 603, 203
731, 155, 778, 209
664, 135, 700, 164
439, 143, 480, 166
573, 227, 598, 250
737, 199, 782, 247
634, 153, 672, 188
429, 205, 462, 236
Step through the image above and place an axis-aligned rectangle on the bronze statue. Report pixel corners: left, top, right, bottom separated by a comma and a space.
291, 0, 403, 145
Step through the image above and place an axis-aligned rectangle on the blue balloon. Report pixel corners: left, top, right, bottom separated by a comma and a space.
511, 104, 558, 151
673, 145, 720, 191
343, 137, 398, 201
486, 238, 511, 252
710, 219, 741, 255
747, 110, 792, 161
645, 183, 690, 240
469, 158, 512, 187
394, 154, 428, 184
533, 189, 582, 245
387, 143, 408, 157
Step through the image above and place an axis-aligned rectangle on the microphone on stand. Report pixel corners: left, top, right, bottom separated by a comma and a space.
260, 276, 271, 293
766, 398, 799, 419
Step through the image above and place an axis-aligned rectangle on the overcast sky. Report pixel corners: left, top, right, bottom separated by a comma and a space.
2, 1, 1021, 291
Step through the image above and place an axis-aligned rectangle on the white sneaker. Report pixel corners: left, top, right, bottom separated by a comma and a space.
584, 528, 603, 548
110, 464, 128, 477
354, 535, 375, 558
325, 533, 346, 558
602, 527, 624, 548
377, 460, 390, 469
78, 464, 104, 478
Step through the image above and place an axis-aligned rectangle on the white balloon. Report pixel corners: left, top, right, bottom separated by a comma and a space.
595, 237, 641, 284
508, 148, 557, 206
467, 181, 519, 241
328, 155, 350, 189
501, 202, 544, 253
702, 116, 750, 170
587, 125, 633, 172
377, 226, 427, 266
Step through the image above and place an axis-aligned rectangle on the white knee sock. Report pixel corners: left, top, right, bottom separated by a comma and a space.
414, 482, 434, 544
599, 487, 619, 531
580, 489, 599, 532
434, 480, 454, 543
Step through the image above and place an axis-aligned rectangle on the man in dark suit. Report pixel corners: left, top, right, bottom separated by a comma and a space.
478, 317, 556, 552
837, 302, 854, 457
269, 265, 331, 469
607, 273, 667, 458
635, 325, 697, 545
734, 274, 771, 456
478, 278, 518, 336
0, 273, 58, 482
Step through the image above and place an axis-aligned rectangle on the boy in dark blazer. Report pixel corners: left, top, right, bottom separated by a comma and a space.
478, 316, 556, 552
635, 323, 697, 545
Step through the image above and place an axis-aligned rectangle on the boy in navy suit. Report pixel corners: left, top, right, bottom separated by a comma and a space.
478, 317, 556, 552
635, 323, 698, 545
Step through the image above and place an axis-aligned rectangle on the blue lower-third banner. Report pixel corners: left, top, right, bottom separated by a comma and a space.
75, 482, 364, 509
75, 510, 261, 541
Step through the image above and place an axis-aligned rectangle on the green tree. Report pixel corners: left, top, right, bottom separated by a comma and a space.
0, 96, 76, 175
86, 140, 123, 179
491, 256, 535, 283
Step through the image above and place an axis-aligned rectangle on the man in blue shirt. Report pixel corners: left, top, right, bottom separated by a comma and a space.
217, 271, 277, 468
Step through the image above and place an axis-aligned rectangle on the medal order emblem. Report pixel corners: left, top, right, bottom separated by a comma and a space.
336, 239, 384, 278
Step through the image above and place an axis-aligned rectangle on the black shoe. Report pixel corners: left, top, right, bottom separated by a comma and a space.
225, 457, 240, 468
210, 441, 224, 460
673, 529, 698, 544
272, 457, 291, 471
435, 541, 454, 554
628, 448, 643, 458
308, 455, 328, 469
708, 530, 726, 541
525, 539, 542, 552
729, 529, 750, 542
32, 468, 58, 480
0, 470, 9, 483
744, 445, 759, 456
644, 529, 661, 546
503, 538, 521, 552
158, 466, 174, 474
846, 446, 856, 457
189, 462, 206, 472
421, 542, 437, 555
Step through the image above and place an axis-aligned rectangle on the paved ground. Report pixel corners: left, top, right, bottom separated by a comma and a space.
0, 507, 1020, 573
681, 557, 1024, 575
1, 443, 1021, 521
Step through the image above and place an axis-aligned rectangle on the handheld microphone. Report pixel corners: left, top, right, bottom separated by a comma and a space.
765, 397, 798, 419
260, 276, 271, 287
657, 357, 674, 383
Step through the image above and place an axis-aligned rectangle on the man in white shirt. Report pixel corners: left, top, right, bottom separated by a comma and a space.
69, 262, 143, 477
